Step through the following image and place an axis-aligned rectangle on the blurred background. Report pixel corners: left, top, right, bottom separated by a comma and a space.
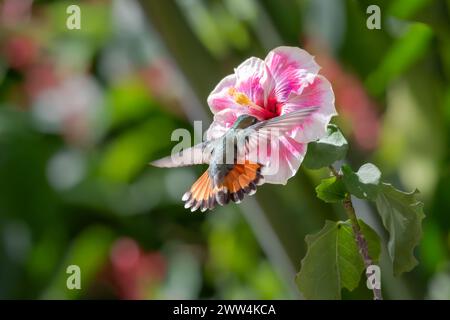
0, 0, 449, 300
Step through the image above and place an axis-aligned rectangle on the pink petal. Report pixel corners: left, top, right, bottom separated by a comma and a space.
281, 75, 336, 143
261, 136, 307, 185
207, 57, 274, 119
205, 109, 242, 140
234, 57, 271, 108
207, 74, 239, 114
265, 46, 320, 103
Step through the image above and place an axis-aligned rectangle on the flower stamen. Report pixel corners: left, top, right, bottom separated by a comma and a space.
228, 87, 274, 116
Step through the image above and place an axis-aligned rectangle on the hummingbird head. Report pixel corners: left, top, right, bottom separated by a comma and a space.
232, 114, 259, 129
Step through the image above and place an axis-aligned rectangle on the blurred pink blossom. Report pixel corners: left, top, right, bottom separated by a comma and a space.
24, 62, 59, 99
1, 0, 33, 28
107, 237, 166, 300
3, 35, 38, 70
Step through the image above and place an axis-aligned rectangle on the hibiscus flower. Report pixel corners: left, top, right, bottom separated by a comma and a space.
151, 46, 337, 211
205, 46, 337, 184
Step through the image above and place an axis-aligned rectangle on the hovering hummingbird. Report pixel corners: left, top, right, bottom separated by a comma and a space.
150, 107, 317, 212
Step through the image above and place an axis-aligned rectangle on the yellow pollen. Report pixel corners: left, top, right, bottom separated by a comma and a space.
227, 87, 274, 116
228, 87, 253, 106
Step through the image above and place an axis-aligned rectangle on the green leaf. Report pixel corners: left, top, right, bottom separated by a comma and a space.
296, 220, 381, 299
342, 163, 381, 200
315, 176, 347, 203
375, 183, 425, 276
303, 124, 348, 169
360, 220, 382, 264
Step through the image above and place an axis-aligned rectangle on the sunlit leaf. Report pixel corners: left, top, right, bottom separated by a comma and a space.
315, 176, 347, 203
296, 219, 381, 299
342, 163, 381, 200
375, 183, 425, 276
303, 124, 348, 169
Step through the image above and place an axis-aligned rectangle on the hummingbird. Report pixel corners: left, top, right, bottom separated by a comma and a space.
150, 107, 317, 212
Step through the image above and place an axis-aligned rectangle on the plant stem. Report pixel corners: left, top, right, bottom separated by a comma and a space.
329, 165, 340, 177
329, 165, 383, 300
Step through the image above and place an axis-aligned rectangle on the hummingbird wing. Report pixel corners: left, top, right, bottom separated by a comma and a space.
235, 106, 319, 159
150, 141, 213, 168
249, 106, 319, 136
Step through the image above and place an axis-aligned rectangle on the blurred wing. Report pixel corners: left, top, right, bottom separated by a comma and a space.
237, 106, 317, 141
150, 142, 213, 168
252, 106, 318, 135
235, 107, 318, 161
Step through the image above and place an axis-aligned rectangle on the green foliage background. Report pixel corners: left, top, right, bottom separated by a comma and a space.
0, 0, 449, 299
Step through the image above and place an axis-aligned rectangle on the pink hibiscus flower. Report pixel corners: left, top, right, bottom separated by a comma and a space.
205, 46, 337, 184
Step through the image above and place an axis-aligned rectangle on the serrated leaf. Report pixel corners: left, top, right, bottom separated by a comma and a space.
342, 163, 381, 200
296, 220, 381, 299
375, 183, 425, 276
303, 124, 348, 169
315, 176, 347, 203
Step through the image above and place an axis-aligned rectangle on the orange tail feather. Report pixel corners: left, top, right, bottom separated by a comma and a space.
182, 162, 263, 212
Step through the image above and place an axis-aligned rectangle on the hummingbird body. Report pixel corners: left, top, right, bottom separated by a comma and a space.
208, 115, 258, 187
208, 145, 235, 188
150, 107, 317, 212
